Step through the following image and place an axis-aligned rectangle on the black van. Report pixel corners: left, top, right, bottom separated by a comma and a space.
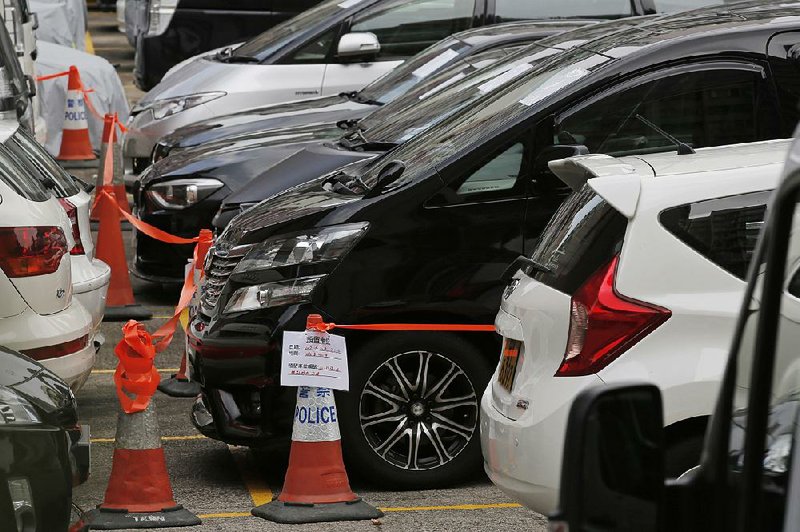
188, 2, 800, 488
130, 0, 322, 90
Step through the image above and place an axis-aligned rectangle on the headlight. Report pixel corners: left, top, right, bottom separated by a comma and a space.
0, 387, 40, 425
224, 275, 324, 314
146, 178, 224, 209
233, 223, 369, 274
147, 0, 178, 36
150, 92, 226, 120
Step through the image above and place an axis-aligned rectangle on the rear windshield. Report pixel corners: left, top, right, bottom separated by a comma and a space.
0, 145, 50, 202
7, 129, 80, 197
529, 184, 627, 294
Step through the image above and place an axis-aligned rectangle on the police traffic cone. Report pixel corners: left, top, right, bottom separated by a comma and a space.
83, 322, 200, 529
94, 120, 152, 322
92, 114, 130, 222
251, 315, 383, 524
57, 66, 95, 163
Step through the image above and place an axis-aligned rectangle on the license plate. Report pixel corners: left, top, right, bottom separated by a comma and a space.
497, 339, 521, 392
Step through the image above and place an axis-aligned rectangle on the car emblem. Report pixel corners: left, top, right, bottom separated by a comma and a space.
215, 242, 232, 258
56, 288, 65, 299
503, 278, 520, 300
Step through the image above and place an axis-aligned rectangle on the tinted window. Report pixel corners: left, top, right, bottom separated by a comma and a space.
7, 129, 80, 197
456, 142, 524, 196
351, 0, 475, 61
660, 192, 770, 280
0, 145, 49, 202
495, 0, 633, 21
654, 0, 726, 12
529, 185, 627, 294
558, 67, 769, 157
286, 28, 337, 63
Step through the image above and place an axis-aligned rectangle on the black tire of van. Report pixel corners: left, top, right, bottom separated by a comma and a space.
338, 332, 493, 488
665, 432, 705, 479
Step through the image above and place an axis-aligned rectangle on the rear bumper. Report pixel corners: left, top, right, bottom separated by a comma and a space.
39, 343, 96, 391
72, 257, 111, 331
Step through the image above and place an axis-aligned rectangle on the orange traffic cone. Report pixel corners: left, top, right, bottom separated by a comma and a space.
84, 323, 200, 529
57, 66, 95, 162
251, 315, 383, 524
94, 119, 152, 322
92, 114, 130, 221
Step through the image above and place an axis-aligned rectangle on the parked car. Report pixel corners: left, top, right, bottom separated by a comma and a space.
187, 1, 800, 488
128, 0, 322, 90
0, 346, 90, 531
0, 0, 34, 131
133, 19, 616, 282
548, 129, 800, 532
123, 0, 684, 177
0, 121, 110, 339
29, 0, 86, 51
481, 138, 787, 515
150, 20, 599, 164
0, 130, 96, 390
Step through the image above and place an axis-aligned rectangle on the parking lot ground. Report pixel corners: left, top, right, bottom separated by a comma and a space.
72, 8, 549, 531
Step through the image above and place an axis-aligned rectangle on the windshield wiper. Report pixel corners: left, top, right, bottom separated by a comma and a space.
634, 113, 695, 155
502, 256, 551, 281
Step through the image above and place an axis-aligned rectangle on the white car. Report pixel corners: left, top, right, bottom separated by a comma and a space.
0, 121, 111, 338
0, 133, 95, 390
480, 139, 790, 515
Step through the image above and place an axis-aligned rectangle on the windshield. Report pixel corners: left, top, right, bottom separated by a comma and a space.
231, 0, 362, 62
358, 37, 473, 105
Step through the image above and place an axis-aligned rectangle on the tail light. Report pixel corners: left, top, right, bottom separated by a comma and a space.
21, 334, 88, 361
57, 198, 85, 255
556, 255, 670, 377
0, 226, 68, 278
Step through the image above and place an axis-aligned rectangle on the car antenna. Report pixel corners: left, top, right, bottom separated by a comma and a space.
634, 113, 695, 155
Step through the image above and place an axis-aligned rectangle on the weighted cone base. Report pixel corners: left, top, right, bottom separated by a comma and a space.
158, 376, 201, 397
103, 305, 153, 322
83, 505, 200, 529
251, 498, 383, 524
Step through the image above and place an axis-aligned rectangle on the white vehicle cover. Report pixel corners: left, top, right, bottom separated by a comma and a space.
35, 41, 130, 155
29, 0, 86, 50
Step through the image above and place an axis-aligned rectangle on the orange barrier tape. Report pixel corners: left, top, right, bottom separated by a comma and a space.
114, 321, 160, 413
96, 190, 198, 244
306, 321, 496, 333
37, 69, 127, 133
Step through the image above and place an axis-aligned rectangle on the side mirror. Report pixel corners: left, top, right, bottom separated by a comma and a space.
337, 32, 381, 60
533, 144, 589, 175
549, 382, 664, 532
370, 160, 405, 193
31, 12, 39, 30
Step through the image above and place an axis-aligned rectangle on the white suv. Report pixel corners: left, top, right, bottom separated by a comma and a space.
480, 139, 790, 515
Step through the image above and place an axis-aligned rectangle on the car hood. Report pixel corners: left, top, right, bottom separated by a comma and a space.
221, 142, 378, 211
163, 95, 375, 150
143, 124, 349, 193
139, 57, 239, 106
218, 176, 361, 248
0, 347, 77, 427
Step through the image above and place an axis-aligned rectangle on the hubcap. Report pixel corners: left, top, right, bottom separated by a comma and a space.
359, 350, 478, 471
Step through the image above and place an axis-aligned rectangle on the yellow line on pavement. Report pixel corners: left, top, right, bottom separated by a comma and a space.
196, 502, 523, 520
228, 445, 274, 507
91, 434, 207, 443
91, 368, 179, 374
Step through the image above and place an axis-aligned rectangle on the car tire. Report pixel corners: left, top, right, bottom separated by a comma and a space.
337, 332, 493, 489
665, 432, 704, 479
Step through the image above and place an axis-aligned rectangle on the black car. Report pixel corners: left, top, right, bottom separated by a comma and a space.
549, 133, 800, 532
135, 18, 664, 283
133, 20, 605, 282
0, 347, 90, 531
130, 0, 323, 90
187, 1, 800, 489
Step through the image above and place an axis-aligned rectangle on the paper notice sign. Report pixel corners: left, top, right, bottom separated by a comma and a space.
338, 0, 366, 8
477, 63, 534, 94
519, 68, 589, 106
281, 331, 349, 391
412, 48, 460, 79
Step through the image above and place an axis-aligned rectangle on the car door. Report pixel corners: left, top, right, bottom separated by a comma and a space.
320, 0, 481, 96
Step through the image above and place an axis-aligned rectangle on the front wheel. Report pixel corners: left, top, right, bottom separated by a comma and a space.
338, 332, 493, 489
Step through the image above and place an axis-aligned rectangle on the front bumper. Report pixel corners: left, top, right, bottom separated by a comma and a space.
479, 373, 603, 515
187, 303, 317, 446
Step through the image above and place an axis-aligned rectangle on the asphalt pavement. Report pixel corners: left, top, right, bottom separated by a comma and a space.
72, 9, 549, 531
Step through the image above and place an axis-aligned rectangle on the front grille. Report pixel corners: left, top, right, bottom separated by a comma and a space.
200, 244, 253, 315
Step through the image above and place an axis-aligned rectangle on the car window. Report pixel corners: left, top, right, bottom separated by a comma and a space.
494, 0, 633, 21
557, 66, 770, 157
654, 0, 727, 12
286, 28, 338, 63
0, 144, 49, 202
350, 0, 475, 61
456, 142, 524, 195
724, 192, 800, 531
7, 129, 80, 197
659, 191, 771, 280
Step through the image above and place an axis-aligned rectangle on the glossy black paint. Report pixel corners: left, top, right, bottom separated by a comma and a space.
189, 2, 800, 449
134, 0, 323, 90
0, 347, 84, 530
